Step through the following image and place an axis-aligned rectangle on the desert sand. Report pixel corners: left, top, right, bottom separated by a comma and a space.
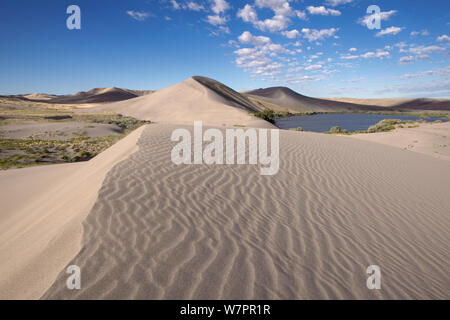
1, 77, 449, 300
350, 121, 450, 161
41, 124, 450, 299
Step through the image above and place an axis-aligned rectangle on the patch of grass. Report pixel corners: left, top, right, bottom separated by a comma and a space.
0, 113, 151, 170
0, 134, 126, 169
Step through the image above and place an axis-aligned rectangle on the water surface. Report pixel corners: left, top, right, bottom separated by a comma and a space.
275, 113, 448, 133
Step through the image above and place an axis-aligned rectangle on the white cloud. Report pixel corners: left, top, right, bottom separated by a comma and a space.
237, 1, 299, 32
282, 29, 300, 39
238, 31, 271, 46
170, 0, 180, 10
409, 45, 445, 55
301, 28, 338, 42
376, 78, 450, 95
358, 10, 397, 26
306, 6, 341, 16
397, 66, 450, 79
266, 43, 295, 55
326, 0, 353, 6
234, 45, 284, 75
376, 26, 403, 37
341, 55, 359, 60
375, 50, 390, 58
360, 50, 390, 59
296, 10, 307, 20
211, 0, 230, 14
344, 77, 365, 83
437, 34, 450, 42
361, 52, 375, 59
349, 47, 357, 52
399, 56, 414, 64
410, 30, 429, 37
126, 11, 150, 21
184, 2, 205, 11
206, 15, 227, 25
216, 26, 231, 34
237, 4, 258, 24
305, 64, 322, 71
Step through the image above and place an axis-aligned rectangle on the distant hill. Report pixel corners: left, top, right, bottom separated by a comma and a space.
244, 87, 450, 112
1, 87, 155, 104
324, 97, 450, 111
243, 87, 384, 113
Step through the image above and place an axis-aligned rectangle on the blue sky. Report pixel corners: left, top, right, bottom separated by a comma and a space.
0, 0, 449, 98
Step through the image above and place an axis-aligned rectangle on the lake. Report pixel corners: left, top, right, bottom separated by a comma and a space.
274, 113, 448, 133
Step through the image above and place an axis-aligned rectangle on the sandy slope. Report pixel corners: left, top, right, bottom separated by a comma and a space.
89, 78, 275, 128
350, 122, 450, 161
43, 124, 450, 299
0, 125, 146, 299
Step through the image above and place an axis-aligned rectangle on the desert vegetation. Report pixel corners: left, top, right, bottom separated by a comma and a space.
0, 108, 150, 169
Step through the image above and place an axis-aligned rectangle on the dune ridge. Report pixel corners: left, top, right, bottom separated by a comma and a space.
43, 124, 450, 299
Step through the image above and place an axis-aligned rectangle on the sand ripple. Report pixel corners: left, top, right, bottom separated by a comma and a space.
43, 125, 450, 299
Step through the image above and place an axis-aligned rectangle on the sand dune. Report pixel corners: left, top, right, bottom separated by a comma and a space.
325, 97, 450, 110
43, 124, 450, 299
23, 93, 57, 101
245, 87, 450, 112
244, 87, 384, 113
1, 87, 154, 105
350, 121, 450, 161
89, 77, 274, 128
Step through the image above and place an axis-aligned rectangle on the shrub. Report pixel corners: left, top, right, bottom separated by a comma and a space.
367, 119, 405, 133
254, 109, 276, 124
327, 126, 348, 134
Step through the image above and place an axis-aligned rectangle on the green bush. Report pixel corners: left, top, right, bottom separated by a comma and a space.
327, 126, 348, 134
254, 109, 276, 124
367, 119, 408, 133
